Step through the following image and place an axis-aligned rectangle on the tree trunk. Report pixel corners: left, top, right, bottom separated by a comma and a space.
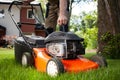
98, 0, 120, 53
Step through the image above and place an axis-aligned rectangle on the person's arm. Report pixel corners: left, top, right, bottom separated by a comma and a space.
57, 0, 68, 25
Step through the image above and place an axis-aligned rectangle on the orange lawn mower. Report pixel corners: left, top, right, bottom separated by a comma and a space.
8, 1, 107, 76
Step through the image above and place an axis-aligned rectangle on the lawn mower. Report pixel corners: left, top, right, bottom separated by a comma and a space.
8, 1, 107, 76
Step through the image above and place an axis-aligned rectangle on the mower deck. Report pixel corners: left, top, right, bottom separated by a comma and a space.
33, 48, 99, 73
62, 58, 98, 72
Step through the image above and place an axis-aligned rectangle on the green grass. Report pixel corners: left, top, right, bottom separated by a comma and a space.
0, 48, 120, 80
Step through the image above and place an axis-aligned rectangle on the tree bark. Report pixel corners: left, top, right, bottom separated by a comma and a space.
98, 0, 120, 53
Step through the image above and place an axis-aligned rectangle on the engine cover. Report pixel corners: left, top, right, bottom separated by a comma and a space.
45, 31, 85, 59
45, 31, 84, 43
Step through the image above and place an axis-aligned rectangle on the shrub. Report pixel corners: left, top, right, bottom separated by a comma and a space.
100, 32, 120, 59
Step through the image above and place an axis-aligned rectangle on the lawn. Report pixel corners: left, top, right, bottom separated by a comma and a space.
0, 48, 120, 80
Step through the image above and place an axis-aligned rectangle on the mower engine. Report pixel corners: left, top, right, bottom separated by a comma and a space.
45, 31, 85, 59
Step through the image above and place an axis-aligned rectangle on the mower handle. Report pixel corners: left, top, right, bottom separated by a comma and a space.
8, 1, 23, 12
61, 25, 65, 32
60, 25, 68, 32
8, 1, 33, 50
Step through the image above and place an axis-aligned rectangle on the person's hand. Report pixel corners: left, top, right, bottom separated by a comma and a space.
57, 14, 68, 25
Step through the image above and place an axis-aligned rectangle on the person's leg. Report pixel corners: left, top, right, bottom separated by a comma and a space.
45, 4, 59, 35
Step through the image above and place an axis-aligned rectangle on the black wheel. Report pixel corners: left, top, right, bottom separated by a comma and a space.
46, 58, 64, 76
91, 55, 107, 67
21, 52, 34, 67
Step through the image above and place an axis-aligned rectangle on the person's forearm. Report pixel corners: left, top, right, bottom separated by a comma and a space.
59, 0, 68, 16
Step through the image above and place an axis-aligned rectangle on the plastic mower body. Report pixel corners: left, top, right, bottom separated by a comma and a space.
33, 48, 99, 73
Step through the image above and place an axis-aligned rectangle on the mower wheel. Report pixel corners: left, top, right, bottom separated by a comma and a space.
91, 55, 107, 67
46, 58, 64, 76
21, 52, 34, 67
